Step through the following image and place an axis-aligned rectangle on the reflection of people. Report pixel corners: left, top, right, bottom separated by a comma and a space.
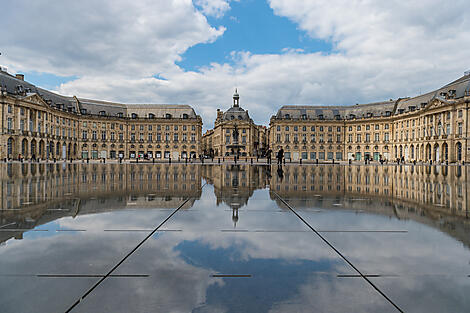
277, 165, 284, 181
277, 148, 284, 165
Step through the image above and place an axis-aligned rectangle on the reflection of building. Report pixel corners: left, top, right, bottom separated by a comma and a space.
269, 73, 470, 163
0, 70, 202, 161
202, 91, 267, 157
270, 164, 469, 218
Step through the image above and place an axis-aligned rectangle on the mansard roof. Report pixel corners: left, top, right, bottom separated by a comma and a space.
275, 73, 470, 120
0, 70, 199, 118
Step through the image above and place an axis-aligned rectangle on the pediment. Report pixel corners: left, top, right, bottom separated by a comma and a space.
24, 93, 48, 107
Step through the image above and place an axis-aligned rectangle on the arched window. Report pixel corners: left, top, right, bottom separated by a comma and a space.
148, 113, 155, 119
182, 113, 188, 119
165, 113, 172, 119
131, 113, 138, 119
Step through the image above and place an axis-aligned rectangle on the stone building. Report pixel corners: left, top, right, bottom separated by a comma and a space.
0, 70, 202, 160
269, 72, 470, 163
202, 90, 267, 158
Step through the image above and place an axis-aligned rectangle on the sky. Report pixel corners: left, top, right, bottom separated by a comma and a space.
1, 0, 469, 130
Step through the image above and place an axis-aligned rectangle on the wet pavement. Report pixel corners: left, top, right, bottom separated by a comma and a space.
0, 163, 469, 312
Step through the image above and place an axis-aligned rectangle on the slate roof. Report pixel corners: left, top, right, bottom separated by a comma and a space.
0, 70, 199, 118
275, 73, 470, 120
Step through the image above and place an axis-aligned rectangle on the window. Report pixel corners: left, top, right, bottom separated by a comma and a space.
226, 135, 230, 144
375, 133, 379, 142
366, 125, 370, 130
356, 134, 361, 142
111, 132, 115, 140
131, 133, 136, 141
174, 133, 178, 142
276, 134, 281, 142
365, 133, 370, 142
99, 111, 106, 116
101, 131, 106, 140
242, 136, 246, 143
277, 126, 280, 131
166, 113, 172, 119
311, 126, 315, 131
149, 113, 155, 119
131, 113, 138, 119
182, 113, 188, 119
285, 126, 289, 131
357, 126, 361, 131
458, 123, 463, 135
384, 124, 389, 130
92, 131, 97, 140
294, 126, 298, 131
458, 110, 463, 118
337, 127, 341, 132
375, 125, 379, 130
7, 118, 12, 130
156, 133, 161, 142
285, 134, 290, 142
7, 105, 12, 113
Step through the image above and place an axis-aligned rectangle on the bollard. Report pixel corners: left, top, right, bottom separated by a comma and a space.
251, 158, 253, 164
332, 159, 334, 164
223, 157, 225, 162
218, 158, 220, 164
153, 158, 155, 164
300, 158, 302, 165
169, 157, 171, 164
316, 159, 319, 165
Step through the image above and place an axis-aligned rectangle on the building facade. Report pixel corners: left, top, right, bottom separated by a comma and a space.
269, 73, 470, 163
202, 90, 267, 158
0, 70, 202, 160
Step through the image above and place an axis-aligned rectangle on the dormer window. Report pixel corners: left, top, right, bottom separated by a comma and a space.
284, 114, 290, 119
117, 112, 123, 118
99, 111, 106, 116
230, 115, 234, 120
165, 113, 172, 119
148, 113, 155, 119
367, 112, 373, 118
385, 111, 391, 116
80, 109, 87, 115
301, 114, 307, 120
182, 113, 188, 119
398, 109, 405, 114
238, 115, 243, 120
409, 106, 415, 112
349, 114, 355, 119
318, 114, 324, 120
131, 113, 138, 119
335, 115, 341, 120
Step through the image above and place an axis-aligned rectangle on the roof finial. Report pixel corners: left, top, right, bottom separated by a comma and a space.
233, 88, 240, 107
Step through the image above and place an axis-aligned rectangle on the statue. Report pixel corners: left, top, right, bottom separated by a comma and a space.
232, 125, 239, 142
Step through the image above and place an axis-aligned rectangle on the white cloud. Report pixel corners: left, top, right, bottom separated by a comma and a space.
194, 0, 232, 18
1, 0, 225, 77
2, 0, 470, 130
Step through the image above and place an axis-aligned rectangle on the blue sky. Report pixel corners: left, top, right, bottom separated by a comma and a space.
179, 0, 332, 72
2, 0, 469, 127
20, 0, 332, 89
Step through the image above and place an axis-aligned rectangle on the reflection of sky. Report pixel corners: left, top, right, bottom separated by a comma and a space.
1, 165, 470, 312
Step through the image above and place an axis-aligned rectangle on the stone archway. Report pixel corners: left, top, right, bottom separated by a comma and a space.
21, 138, 28, 158
426, 143, 432, 162
442, 142, 448, 161
7, 137, 14, 158
31, 139, 37, 159
39, 140, 45, 159
434, 143, 440, 162
456, 142, 462, 161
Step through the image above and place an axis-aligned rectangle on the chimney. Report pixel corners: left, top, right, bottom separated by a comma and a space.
16, 74, 24, 81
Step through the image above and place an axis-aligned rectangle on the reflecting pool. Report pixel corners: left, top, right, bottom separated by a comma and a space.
0, 163, 469, 312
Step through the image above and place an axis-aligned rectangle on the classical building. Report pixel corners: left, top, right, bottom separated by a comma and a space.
202, 90, 267, 158
269, 72, 470, 163
0, 70, 202, 160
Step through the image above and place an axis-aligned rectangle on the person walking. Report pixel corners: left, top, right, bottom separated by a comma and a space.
277, 148, 284, 165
